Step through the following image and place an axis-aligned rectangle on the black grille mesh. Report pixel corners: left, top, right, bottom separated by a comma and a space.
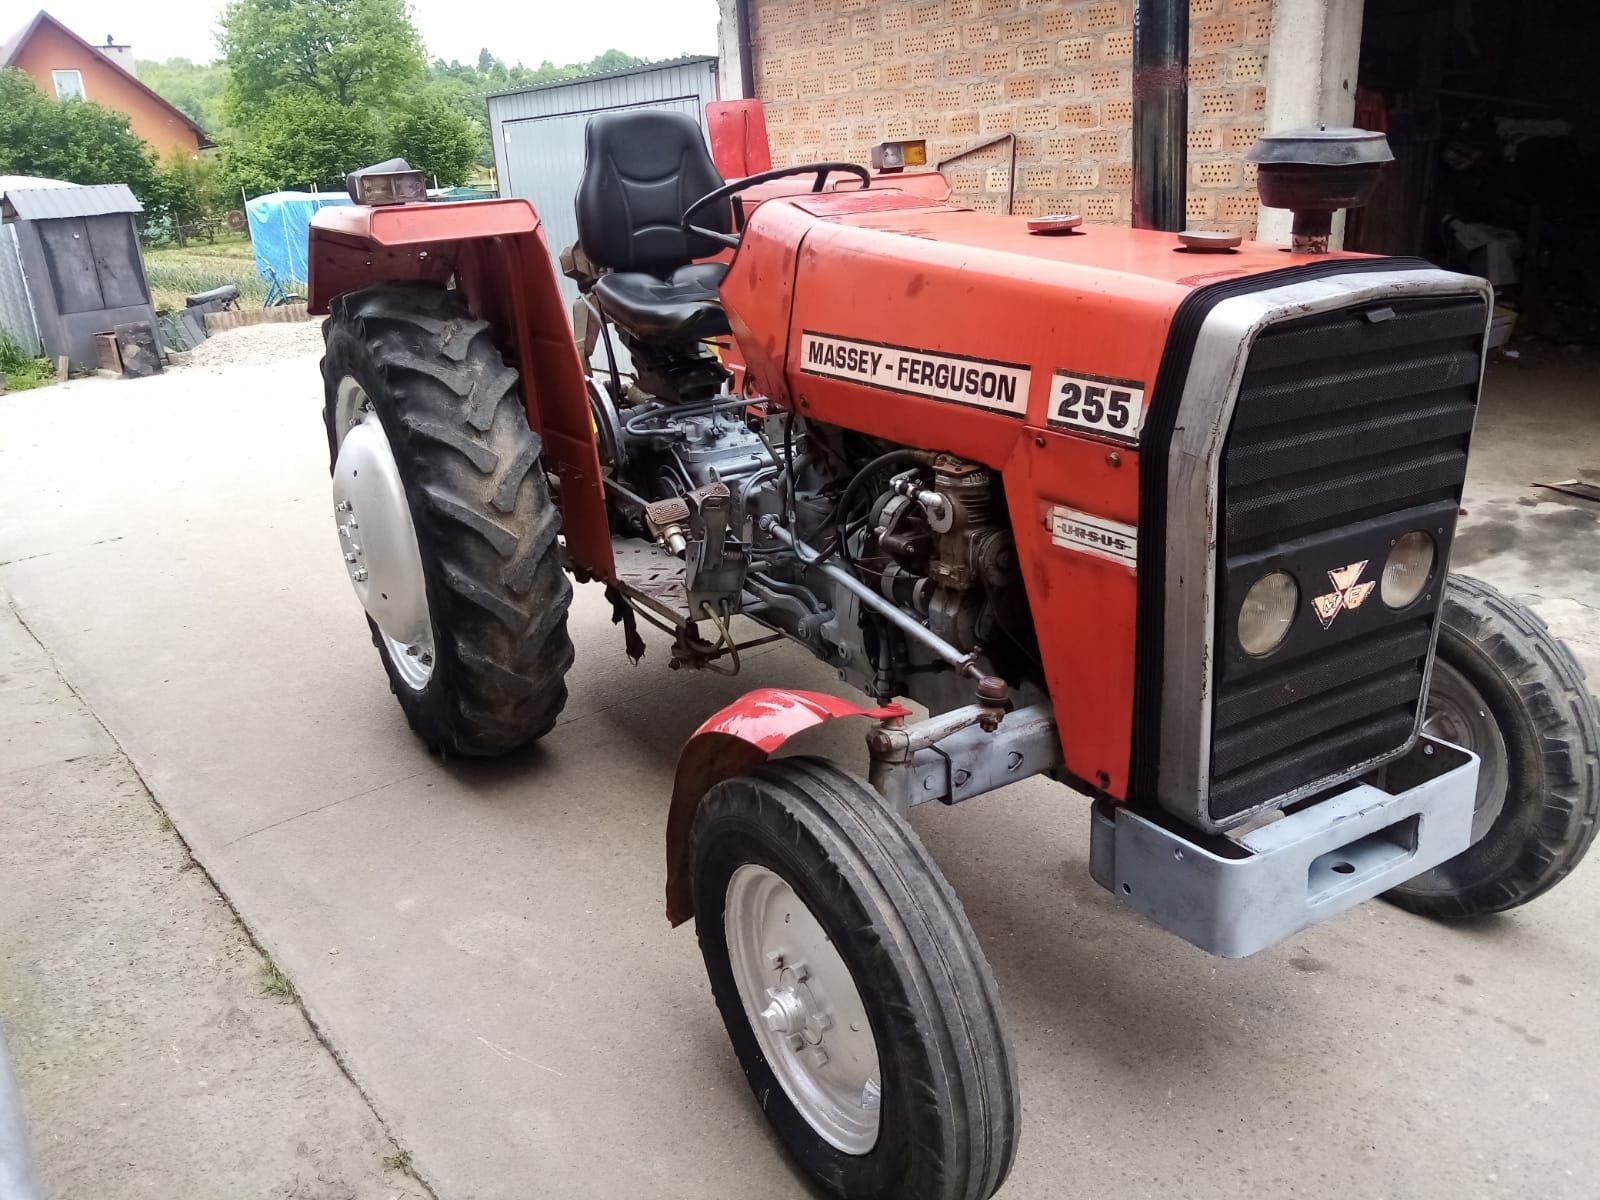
1208, 295, 1487, 822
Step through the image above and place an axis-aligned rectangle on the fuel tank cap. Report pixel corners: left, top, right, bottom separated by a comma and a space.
1177, 229, 1243, 252
1027, 213, 1084, 235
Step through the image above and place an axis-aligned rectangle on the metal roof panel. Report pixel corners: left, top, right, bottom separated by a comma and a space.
1, 183, 143, 221
485, 55, 717, 100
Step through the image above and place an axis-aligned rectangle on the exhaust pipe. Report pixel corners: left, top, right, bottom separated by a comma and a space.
735, 0, 757, 100
1131, 0, 1189, 232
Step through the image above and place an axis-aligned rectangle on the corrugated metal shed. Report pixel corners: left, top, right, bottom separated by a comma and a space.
487, 56, 721, 362
0, 178, 155, 366
0, 182, 142, 222
0, 224, 42, 352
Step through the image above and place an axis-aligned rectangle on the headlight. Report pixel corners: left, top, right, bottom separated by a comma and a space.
1381, 530, 1435, 609
1239, 570, 1298, 657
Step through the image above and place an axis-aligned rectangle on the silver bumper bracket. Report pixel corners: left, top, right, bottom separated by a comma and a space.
1090, 737, 1478, 958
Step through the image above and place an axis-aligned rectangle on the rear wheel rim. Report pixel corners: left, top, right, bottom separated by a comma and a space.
331, 377, 436, 691
723, 863, 882, 1155
1424, 657, 1510, 844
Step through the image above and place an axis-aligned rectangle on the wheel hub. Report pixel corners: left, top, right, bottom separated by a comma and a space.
331, 378, 435, 690
761, 982, 814, 1038
724, 864, 881, 1155
1423, 657, 1510, 843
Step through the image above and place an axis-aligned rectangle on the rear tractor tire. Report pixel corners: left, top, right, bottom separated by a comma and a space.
690, 756, 1019, 1200
1387, 573, 1600, 917
321, 283, 574, 756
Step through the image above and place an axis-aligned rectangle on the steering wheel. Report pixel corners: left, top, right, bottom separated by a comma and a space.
681, 162, 873, 250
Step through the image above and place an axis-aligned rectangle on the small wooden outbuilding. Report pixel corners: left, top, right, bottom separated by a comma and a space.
0, 177, 157, 367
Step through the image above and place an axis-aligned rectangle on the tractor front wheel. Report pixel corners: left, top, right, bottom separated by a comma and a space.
689, 757, 1019, 1200
321, 283, 574, 756
1386, 573, 1600, 917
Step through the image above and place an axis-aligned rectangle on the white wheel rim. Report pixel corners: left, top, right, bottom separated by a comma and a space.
724, 864, 882, 1155
331, 377, 436, 690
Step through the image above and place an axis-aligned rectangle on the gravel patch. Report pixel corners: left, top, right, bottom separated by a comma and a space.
184, 319, 326, 369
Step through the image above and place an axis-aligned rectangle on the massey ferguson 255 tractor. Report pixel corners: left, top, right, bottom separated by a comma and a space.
307, 109, 1599, 1199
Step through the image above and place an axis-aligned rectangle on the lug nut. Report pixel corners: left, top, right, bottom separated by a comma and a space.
352, 567, 368, 582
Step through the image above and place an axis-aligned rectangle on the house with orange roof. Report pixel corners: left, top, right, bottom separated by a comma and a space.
2, 10, 210, 159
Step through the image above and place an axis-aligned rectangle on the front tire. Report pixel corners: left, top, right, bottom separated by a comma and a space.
321, 283, 575, 756
1387, 573, 1600, 916
689, 757, 1019, 1200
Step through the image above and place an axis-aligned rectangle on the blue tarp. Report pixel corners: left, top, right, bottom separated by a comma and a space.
245, 191, 352, 287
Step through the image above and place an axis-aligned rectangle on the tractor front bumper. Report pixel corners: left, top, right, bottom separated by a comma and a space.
1089, 736, 1478, 958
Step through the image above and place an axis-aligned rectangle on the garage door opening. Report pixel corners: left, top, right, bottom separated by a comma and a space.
1347, 0, 1600, 346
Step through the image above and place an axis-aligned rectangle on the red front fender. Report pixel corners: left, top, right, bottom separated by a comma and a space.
664, 688, 907, 925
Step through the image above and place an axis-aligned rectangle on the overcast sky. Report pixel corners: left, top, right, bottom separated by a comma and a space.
22, 0, 721, 68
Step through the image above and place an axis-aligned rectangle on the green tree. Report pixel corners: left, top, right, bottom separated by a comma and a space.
416, 47, 651, 171
223, 93, 384, 194
391, 90, 481, 184
138, 58, 229, 136
220, 0, 424, 112
148, 150, 227, 242
0, 69, 156, 196
584, 50, 644, 74
422, 69, 494, 167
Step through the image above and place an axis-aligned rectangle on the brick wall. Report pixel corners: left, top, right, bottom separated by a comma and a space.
752, 0, 1274, 237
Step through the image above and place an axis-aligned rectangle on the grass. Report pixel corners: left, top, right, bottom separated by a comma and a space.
258, 959, 297, 1002
142, 234, 275, 311
383, 1151, 415, 1176
0, 331, 55, 393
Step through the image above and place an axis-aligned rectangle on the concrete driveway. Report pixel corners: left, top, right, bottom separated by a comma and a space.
1, 331, 1597, 1199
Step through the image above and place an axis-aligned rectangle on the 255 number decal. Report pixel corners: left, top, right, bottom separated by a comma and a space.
1048, 372, 1146, 443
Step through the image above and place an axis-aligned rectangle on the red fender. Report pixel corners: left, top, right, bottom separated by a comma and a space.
664, 688, 908, 925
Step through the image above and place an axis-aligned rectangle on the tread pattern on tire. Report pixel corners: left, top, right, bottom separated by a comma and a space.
321, 283, 575, 755
1389, 573, 1600, 916
692, 756, 1019, 1200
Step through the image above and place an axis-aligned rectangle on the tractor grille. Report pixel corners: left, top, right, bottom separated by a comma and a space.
1207, 295, 1489, 823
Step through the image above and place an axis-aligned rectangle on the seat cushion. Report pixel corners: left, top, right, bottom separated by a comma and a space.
592, 262, 731, 342
575, 110, 731, 274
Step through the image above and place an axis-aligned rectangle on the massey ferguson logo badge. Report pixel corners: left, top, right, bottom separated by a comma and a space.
1312, 561, 1376, 629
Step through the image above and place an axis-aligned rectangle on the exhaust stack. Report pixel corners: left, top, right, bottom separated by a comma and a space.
1131, 0, 1188, 232
1248, 126, 1394, 253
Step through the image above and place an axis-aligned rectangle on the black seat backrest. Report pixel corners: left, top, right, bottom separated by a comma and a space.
575, 110, 731, 276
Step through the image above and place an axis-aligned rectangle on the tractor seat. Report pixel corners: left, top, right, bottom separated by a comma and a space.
591, 263, 729, 342
575, 109, 734, 343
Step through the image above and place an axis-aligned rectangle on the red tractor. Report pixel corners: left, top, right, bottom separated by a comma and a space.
309, 112, 1599, 1199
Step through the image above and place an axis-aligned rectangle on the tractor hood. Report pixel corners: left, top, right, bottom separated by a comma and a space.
722, 189, 1366, 468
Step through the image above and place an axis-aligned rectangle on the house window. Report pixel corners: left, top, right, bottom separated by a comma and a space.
52, 69, 85, 100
